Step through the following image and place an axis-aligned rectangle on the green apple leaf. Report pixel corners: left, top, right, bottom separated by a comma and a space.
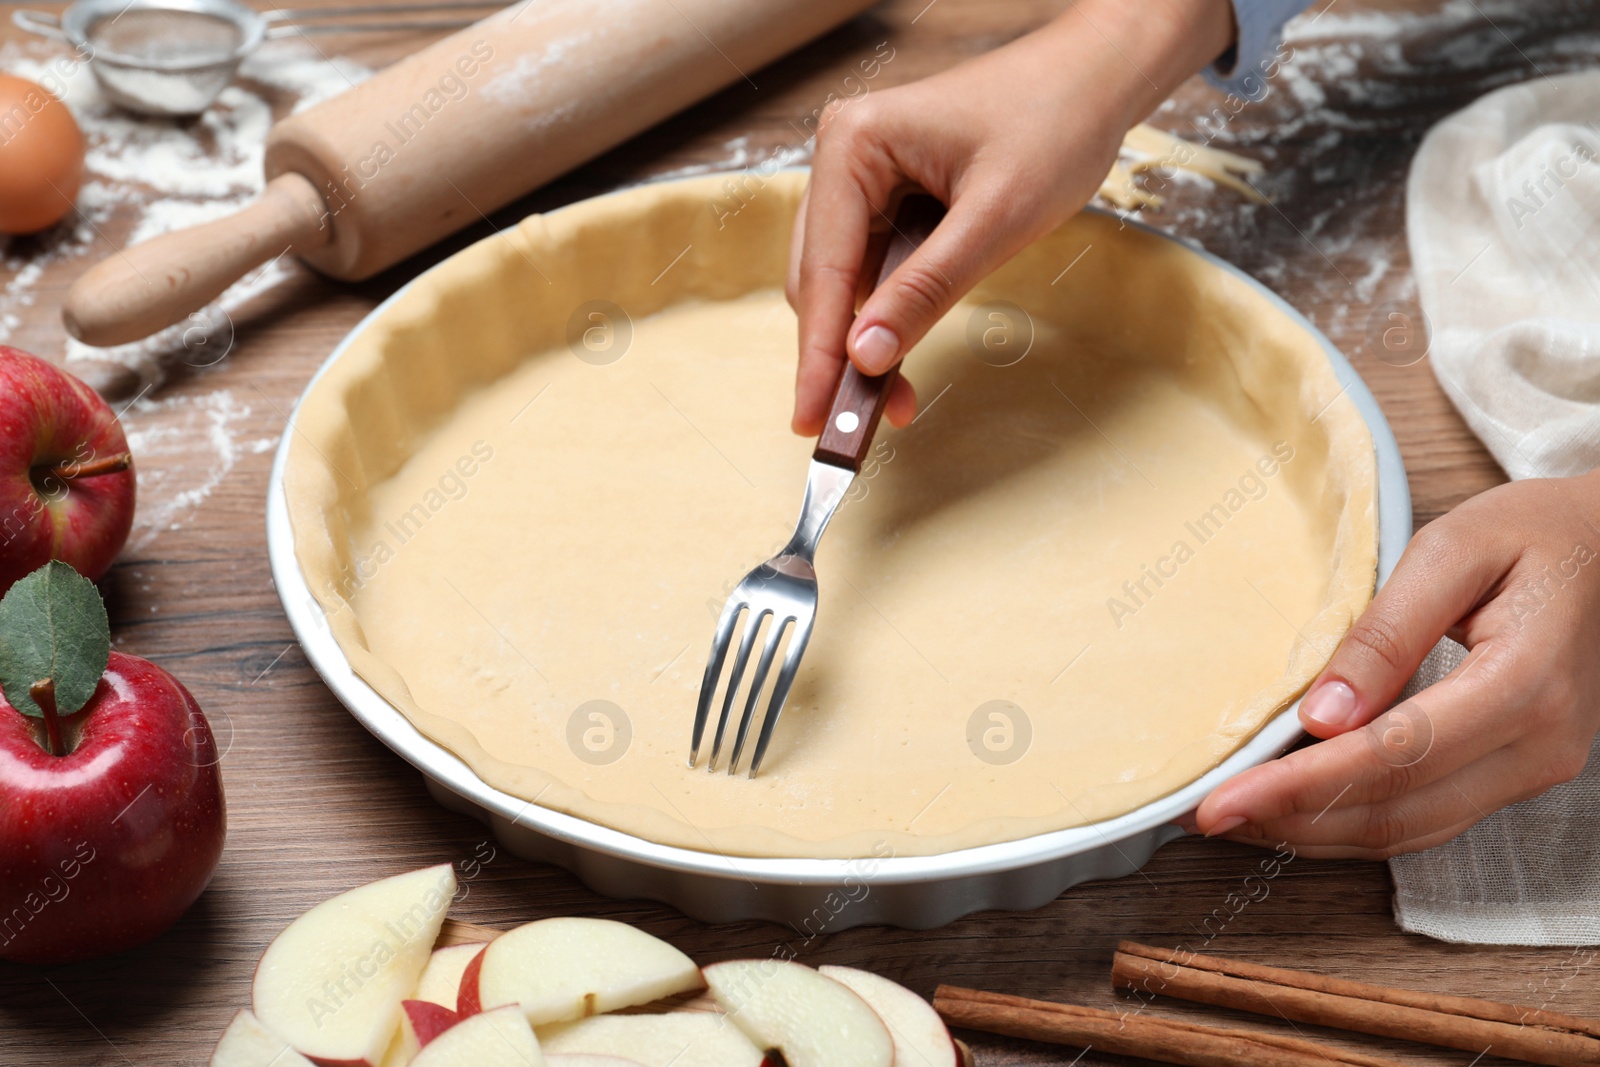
0, 562, 111, 718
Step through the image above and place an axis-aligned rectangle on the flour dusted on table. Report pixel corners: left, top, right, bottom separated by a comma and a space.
0, 39, 366, 542
0, 39, 370, 383
1137, 0, 1591, 348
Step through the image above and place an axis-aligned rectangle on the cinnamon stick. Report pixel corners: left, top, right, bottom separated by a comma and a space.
1113, 941, 1600, 1067
933, 984, 1406, 1067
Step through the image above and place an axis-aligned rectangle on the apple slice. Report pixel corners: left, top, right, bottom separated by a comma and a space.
704, 959, 893, 1067
456, 946, 488, 1015
376, 1023, 417, 1067
818, 966, 959, 1067
410, 1005, 545, 1067
472, 918, 702, 1025
546, 1057, 646, 1067
387, 945, 478, 1064
416, 943, 484, 1008
537, 1012, 763, 1067
253, 865, 457, 1067
384, 945, 481, 1065
211, 1009, 317, 1067
403, 1001, 460, 1047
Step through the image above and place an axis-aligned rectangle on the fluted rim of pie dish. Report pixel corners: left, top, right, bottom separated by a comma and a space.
266, 170, 1411, 884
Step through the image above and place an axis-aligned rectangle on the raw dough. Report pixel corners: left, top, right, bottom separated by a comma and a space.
285, 171, 1375, 859
1100, 124, 1266, 210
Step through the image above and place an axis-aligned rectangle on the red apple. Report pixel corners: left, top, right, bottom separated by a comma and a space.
0, 648, 225, 964
0, 346, 136, 595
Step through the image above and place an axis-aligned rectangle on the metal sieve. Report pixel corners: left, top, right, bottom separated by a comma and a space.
14, 0, 498, 117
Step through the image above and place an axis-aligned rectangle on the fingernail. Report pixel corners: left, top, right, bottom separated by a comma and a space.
851, 324, 899, 372
1302, 680, 1360, 728
1205, 815, 1248, 838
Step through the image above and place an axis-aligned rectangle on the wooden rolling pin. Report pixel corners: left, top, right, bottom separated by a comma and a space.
64, 0, 874, 347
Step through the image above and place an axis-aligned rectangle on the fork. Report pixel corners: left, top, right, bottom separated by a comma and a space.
688, 192, 946, 777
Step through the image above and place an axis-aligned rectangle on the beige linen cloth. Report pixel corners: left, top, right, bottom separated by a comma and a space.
1392, 70, 1600, 945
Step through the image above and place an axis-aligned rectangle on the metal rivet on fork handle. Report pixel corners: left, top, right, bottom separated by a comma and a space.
688, 191, 947, 777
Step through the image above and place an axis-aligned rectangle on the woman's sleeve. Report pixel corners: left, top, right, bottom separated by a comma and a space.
1205, 0, 1314, 99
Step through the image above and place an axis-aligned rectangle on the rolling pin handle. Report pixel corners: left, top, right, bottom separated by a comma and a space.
62, 172, 332, 349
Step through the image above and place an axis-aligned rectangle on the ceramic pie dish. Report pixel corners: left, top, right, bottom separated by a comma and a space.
267, 171, 1409, 929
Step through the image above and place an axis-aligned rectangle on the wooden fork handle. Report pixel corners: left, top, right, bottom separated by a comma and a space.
812, 191, 947, 472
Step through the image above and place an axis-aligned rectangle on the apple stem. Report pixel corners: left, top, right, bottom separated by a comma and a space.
31, 679, 64, 757
48, 452, 133, 481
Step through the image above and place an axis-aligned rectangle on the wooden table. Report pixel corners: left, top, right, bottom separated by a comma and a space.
1, 1, 1594, 1063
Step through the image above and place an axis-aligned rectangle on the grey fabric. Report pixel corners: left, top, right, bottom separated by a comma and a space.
1389, 640, 1600, 945
1393, 72, 1600, 945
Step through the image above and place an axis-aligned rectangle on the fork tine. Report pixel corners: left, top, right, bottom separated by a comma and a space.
708, 606, 768, 771
746, 616, 813, 778
689, 600, 745, 767
726, 615, 792, 775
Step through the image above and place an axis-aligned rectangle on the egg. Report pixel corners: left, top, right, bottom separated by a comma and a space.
0, 74, 86, 235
